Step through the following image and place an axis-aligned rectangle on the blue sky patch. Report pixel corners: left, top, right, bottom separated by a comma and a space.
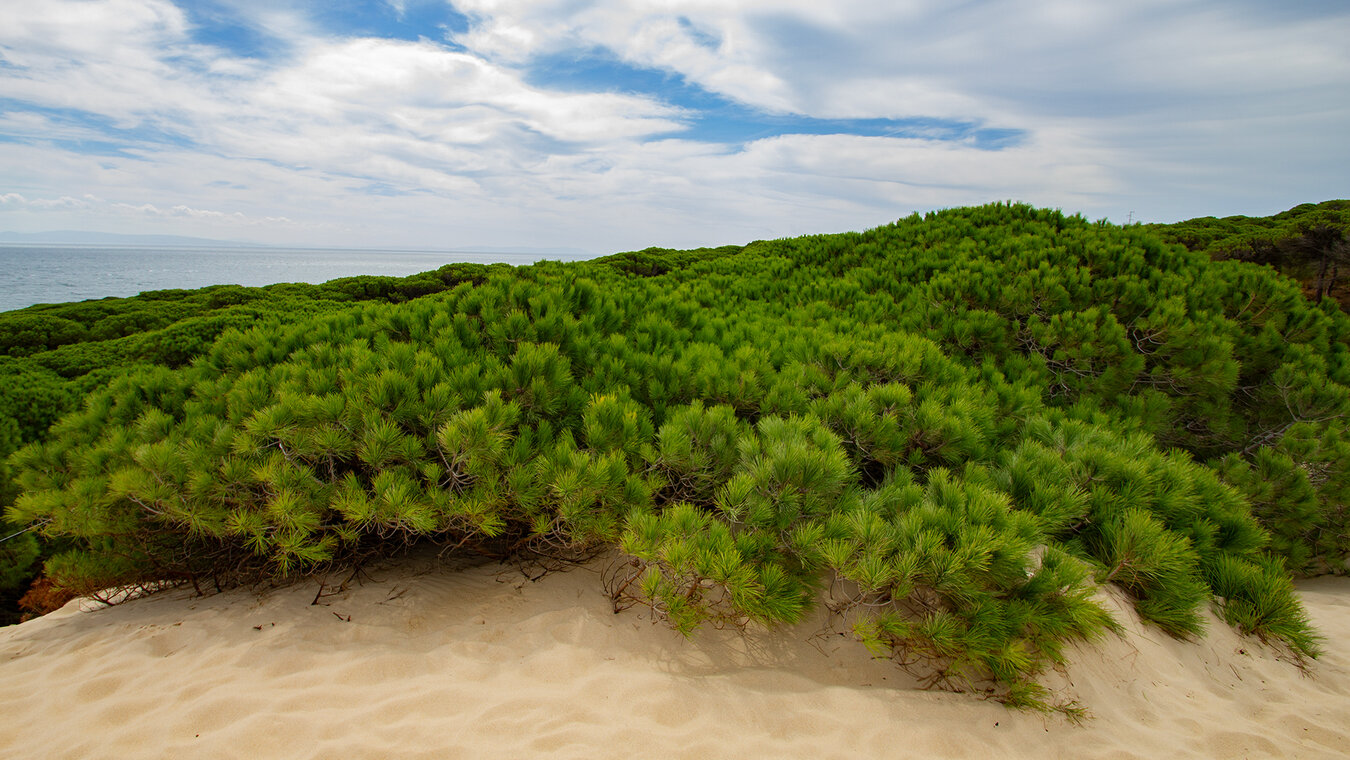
178, 1, 472, 59
525, 49, 1024, 148
676, 17, 721, 51
309, 0, 470, 44
971, 129, 1024, 150
179, 1, 284, 60
0, 100, 197, 157
352, 181, 418, 197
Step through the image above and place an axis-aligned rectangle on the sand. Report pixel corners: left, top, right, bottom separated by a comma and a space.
1, 555, 1348, 759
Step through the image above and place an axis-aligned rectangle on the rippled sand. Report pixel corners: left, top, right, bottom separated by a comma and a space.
2, 556, 1347, 759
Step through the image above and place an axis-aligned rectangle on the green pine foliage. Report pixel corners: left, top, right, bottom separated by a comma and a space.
5, 202, 1347, 707
0, 264, 498, 602
1149, 200, 1350, 305
1148, 200, 1349, 263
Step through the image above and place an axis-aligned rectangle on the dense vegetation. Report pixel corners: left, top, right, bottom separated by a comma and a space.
3, 202, 1348, 710
0, 265, 495, 618
1149, 200, 1350, 305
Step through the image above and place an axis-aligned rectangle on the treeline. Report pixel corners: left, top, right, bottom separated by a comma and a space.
3, 203, 1348, 710
1149, 200, 1350, 305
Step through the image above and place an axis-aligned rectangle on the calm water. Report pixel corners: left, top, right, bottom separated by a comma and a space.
0, 246, 584, 313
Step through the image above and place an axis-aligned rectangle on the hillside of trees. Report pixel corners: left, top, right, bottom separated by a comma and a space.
2, 202, 1347, 710
1148, 200, 1350, 305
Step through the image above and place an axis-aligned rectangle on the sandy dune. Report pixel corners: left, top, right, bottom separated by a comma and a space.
1, 555, 1348, 759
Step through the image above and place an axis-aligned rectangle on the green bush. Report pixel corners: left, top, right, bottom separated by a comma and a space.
5, 202, 1346, 709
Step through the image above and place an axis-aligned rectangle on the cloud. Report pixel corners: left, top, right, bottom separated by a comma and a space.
0, 0, 203, 124
445, 1, 1349, 118
0, 0, 1346, 251
1, 5, 687, 159
0, 189, 295, 227
439, 0, 1349, 227
251, 37, 684, 143
0, 193, 93, 211
451, 0, 804, 111
109, 200, 295, 226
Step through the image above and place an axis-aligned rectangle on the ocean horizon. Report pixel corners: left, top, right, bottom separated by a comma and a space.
0, 245, 593, 313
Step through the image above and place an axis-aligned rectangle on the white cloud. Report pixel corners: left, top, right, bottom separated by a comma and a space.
451, 0, 803, 110
0, 188, 296, 227
0, 0, 205, 124
254, 38, 684, 144
0, 0, 1346, 251
0, 193, 93, 211
109, 201, 295, 226
442, 0, 1350, 128
432, 0, 1350, 228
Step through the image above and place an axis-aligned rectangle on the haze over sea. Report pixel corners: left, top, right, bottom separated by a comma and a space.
0, 246, 588, 313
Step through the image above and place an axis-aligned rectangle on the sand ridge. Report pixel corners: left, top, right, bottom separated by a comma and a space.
1, 556, 1348, 759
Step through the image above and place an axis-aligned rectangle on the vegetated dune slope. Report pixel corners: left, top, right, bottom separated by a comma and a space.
1, 556, 1347, 760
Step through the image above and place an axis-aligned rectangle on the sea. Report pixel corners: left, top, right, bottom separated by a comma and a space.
0, 245, 589, 313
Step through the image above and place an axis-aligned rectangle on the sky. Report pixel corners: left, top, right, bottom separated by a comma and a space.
0, 0, 1347, 254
